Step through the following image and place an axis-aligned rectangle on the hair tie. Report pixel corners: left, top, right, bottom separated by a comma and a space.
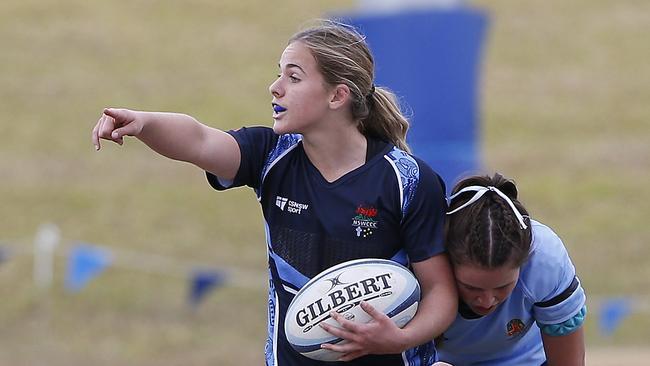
447, 185, 528, 229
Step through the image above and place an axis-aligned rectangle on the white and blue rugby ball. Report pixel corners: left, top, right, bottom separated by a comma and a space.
284, 258, 420, 361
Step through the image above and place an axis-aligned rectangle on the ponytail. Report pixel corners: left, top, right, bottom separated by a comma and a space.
360, 87, 411, 152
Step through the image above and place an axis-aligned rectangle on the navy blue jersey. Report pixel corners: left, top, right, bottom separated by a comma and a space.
207, 126, 447, 366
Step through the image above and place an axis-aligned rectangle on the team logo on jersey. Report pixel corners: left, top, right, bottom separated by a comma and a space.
352, 205, 379, 237
506, 318, 526, 337
275, 196, 309, 214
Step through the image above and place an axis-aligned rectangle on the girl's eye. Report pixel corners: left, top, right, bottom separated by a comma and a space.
289, 75, 300, 83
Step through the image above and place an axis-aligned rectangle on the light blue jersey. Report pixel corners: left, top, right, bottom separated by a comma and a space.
437, 220, 586, 365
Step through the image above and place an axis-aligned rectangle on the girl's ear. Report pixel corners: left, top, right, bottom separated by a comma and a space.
329, 84, 351, 110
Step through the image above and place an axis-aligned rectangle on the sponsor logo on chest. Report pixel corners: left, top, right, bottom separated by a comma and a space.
275, 196, 309, 215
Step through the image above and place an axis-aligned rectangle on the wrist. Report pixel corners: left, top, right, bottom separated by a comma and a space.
132, 110, 149, 137
395, 327, 416, 352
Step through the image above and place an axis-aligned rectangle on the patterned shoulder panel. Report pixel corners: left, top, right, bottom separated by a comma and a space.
384, 147, 420, 218
256, 133, 302, 198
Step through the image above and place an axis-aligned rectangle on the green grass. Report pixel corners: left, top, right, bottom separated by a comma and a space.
1, 0, 649, 364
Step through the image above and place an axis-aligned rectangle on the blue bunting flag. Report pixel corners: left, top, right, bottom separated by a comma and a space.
188, 269, 227, 307
599, 297, 632, 337
65, 244, 112, 292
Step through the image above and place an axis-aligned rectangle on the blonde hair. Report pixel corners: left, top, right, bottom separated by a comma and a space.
289, 20, 411, 152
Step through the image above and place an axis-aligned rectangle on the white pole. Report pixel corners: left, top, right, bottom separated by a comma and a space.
33, 223, 60, 288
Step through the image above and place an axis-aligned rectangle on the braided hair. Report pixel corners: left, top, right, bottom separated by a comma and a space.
446, 173, 532, 268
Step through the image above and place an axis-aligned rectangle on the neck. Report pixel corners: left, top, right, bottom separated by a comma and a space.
301, 121, 367, 183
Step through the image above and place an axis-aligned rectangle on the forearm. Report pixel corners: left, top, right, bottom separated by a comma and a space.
402, 279, 457, 348
136, 111, 210, 162
135, 111, 240, 178
402, 255, 458, 348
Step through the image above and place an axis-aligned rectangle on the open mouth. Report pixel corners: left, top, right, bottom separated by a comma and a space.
272, 103, 287, 113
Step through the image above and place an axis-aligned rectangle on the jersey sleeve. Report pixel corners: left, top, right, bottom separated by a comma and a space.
523, 222, 587, 325
206, 126, 279, 191
400, 157, 448, 262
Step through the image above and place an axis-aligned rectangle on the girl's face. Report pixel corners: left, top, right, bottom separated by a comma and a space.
453, 263, 520, 316
268, 41, 333, 135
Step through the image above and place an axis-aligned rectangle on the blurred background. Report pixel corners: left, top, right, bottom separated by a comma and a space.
1, 0, 649, 365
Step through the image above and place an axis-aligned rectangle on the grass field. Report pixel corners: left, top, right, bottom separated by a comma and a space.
1, 0, 649, 364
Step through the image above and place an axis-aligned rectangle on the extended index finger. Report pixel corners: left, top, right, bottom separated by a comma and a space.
92, 114, 106, 150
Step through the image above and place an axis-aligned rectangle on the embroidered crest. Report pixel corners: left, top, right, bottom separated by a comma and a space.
352, 205, 379, 238
506, 318, 526, 337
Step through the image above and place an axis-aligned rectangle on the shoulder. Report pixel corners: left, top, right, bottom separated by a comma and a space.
520, 220, 576, 302
229, 126, 299, 146
382, 147, 445, 191
528, 221, 572, 273
412, 155, 446, 193
212, 126, 302, 192
231, 126, 302, 161
229, 125, 274, 138
382, 147, 446, 210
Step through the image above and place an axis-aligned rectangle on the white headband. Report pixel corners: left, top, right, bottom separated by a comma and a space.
447, 185, 528, 229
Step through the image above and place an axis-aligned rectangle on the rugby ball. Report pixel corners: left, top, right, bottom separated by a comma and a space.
284, 258, 420, 361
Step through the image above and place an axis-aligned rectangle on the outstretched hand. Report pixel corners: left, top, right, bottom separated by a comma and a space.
92, 108, 143, 150
320, 301, 408, 361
